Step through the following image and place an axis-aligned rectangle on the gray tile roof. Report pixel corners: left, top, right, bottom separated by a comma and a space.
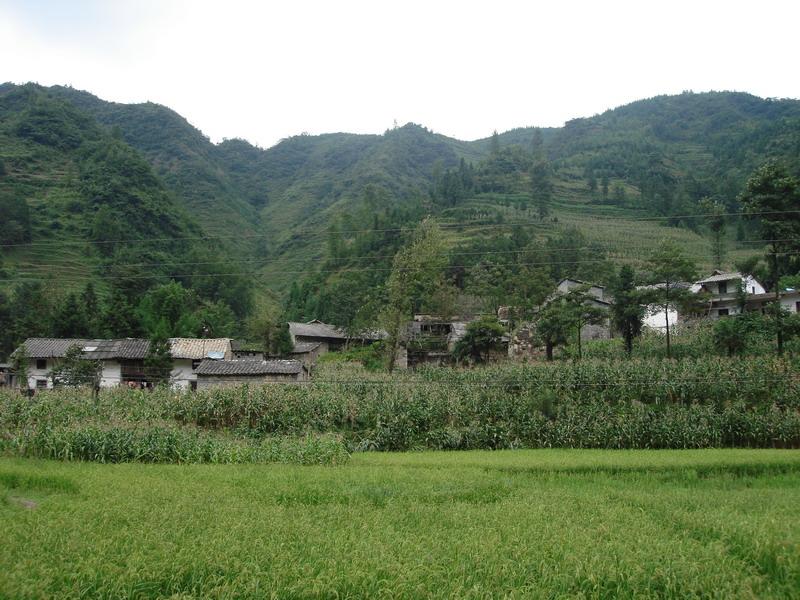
18, 338, 150, 360
168, 338, 232, 359
291, 342, 322, 353
289, 320, 386, 341
697, 272, 743, 284
195, 359, 303, 376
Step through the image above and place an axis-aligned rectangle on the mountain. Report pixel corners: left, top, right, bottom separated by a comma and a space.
2, 83, 800, 346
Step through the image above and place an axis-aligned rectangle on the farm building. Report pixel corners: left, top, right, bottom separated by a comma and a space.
194, 359, 307, 388
288, 320, 385, 355
168, 338, 233, 391
14, 338, 150, 390
289, 342, 322, 370
12, 337, 233, 390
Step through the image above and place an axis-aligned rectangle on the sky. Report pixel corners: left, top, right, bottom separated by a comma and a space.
2, 0, 799, 149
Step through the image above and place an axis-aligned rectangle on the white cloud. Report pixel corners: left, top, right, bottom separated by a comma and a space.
2, 0, 799, 148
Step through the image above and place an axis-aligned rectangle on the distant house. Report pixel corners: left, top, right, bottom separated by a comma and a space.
288, 320, 385, 355
13, 338, 150, 390
194, 359, 307, 388
554, 279, 613, 341
289, 341, 322, 370
168, 338, 233, 391
692, 271, 766, 318
12, 337, 232, 391
744, 289, 800, 315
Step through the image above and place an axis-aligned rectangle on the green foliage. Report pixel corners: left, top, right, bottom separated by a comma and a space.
1, 356, 798, 454
453, 317, 506, 363
739, 160, 800, 286
144, 321, 173, 386
49, 344, 102, 389
609, 265, 648, 355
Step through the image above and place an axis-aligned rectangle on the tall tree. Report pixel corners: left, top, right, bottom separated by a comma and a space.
144, 319, 173, 386
530, 159, 553, 220
381, 219, 450, 371
489, 130, 501, 155
561, 287, 607, 360
739, 161, 800, 355
645, 240, 698, 359
609, 265, 648, 356
699, 197, 727, 269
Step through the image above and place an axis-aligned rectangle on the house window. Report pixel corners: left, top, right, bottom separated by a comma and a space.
718, 281, 727, 295
718, 309, 729, 317
36, 359, 47, 370
35, 379, 47, 389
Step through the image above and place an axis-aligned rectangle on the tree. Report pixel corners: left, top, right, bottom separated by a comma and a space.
53, 292, 89, 338
381, 219, 450, 371
489, 130, 501, 155
530, 159, 553, 220
11, 343, 29, 392
645, 240, 698, 359
101, 288, 139, 337
534, 299, 572, 360
453, 317, 506, 363
609, 265, 648, 356
80, 282, 101, 337
713, 315, 749, 357
50, 344, 102, 391
739, 161, 800, 355
561, 287, 607, 360
699, 197, 727, 269
144, 320, 173, 386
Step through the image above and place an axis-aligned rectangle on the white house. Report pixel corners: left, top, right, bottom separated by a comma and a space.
642, 271, 769, 333
13, 337, 233, 391
691, 271, 766, 318
168, 338, 233, 391
14, 338, 150, 390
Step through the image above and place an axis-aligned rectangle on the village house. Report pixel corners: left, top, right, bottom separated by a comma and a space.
643, 271, 771, 332
14, 338, 150, 390
194, 358, 307, 388
692, 271, 766, 318
509, 279, 613, 359
289, 341, 323, 370
12, 337, 233, 390
288, 320, 385, 356
0, 363, 14, 388
168, 338, 233, 390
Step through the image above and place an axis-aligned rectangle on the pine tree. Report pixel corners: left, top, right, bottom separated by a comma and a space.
144, 319, 173, 386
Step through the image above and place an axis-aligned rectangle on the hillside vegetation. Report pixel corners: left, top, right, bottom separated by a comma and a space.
2, 83, 800, 355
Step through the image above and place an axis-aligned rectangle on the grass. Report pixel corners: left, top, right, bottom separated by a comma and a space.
1, 449, 799, 598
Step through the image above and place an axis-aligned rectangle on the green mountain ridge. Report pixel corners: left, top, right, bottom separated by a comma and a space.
2, 83, 800, 346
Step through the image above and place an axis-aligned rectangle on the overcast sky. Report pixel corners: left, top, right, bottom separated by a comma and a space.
2, 0, 798, 148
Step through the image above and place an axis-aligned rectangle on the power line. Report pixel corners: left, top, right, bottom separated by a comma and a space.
4, 251, 800, 284
5, 239, 792, 272
2, 209, 799, 249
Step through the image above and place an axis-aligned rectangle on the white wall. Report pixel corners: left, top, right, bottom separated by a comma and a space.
170, 358, 195, 390
644, 307, 678, 333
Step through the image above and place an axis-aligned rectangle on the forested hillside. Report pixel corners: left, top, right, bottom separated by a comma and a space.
2, 83, 799, 357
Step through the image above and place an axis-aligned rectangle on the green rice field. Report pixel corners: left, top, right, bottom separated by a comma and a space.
2, 449, 800, 598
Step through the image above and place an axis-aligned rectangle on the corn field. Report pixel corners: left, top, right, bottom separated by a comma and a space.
1, 356, 798, 461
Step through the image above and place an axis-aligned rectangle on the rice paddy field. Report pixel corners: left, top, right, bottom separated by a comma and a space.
2, 449, 800, 599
